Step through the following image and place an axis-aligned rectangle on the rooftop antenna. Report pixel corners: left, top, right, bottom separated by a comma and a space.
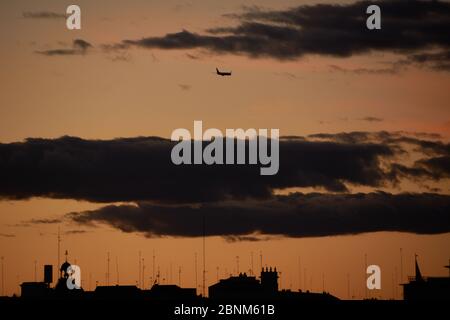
57, 227, 61, 268
138, 251, 141, 288
194, 252, 198, 292
142, 258, 145, 288
178, 266, 181, 286
157, 266, 160, 284
322, 273, 325, 292
152, 250, 155, 285
364, 253, 368, 299
250, 252, 253, 276
34, 260, 37, 282
391, 272, 395, 299
65, 250, 68, 262
309, 275, 312, 291
298, 256, 301, 291
107, 252, 110, 286
1, 256, 4, 296
347, 273, 350, 299
447, 258, 450, 277
394, 266, 398, 299
304, 268, 307, 291
202, 215, 206, 297
116, 256, 119, 285
400, 248, 403, 283
260, 251, 262, 272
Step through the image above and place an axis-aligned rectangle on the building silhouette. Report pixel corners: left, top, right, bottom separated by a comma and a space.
16, 258, 450, 301
209, 267, 338, 301
402, 256, 450, 300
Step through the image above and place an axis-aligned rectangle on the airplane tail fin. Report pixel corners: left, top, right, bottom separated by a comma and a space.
216, 68, 219, 74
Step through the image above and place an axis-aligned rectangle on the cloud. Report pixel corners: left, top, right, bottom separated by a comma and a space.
22, 11, 65, 19
178, 84, 191, 91
308, 131, 449, 155
309, 131, 450, 181
0, 132, 447, 203
416, 156, 450, 179
64, 230, 88, 235
0, 233, 15, 238
119, 0, 450, 65
36, 39, 92, 56
27, 218, 62, 224
274, 72, 299, 80
223, 234, 279, 242
400, 50, 450, 72
359, 117, 384, 122
68, 192, 450, 238
329, 64, 401, 75
186, 53, 201, 60
0, 135, 399, 203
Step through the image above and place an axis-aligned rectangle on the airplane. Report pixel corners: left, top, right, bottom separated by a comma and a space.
216, 67, 232, 76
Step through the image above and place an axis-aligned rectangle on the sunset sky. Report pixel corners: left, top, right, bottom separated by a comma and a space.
0, 0, 449, 299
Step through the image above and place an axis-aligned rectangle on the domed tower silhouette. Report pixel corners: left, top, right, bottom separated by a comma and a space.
55, 250, 73, 293
60, 260, 71, 279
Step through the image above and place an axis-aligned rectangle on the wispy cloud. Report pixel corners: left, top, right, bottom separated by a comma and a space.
0, 233, 15, 238
358, 117, 384, 122
36, 39, 93, 56
178, 84, 191, 91
22, 11, 65, 19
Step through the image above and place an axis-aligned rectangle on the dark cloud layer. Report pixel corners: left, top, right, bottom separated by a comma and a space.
0, 133, 447, 204
121, 0, 450, 63
0, 135, 394, 203
68, 192, 450, 238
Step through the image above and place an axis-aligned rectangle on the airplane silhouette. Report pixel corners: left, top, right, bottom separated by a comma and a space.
216, 68, 232, 76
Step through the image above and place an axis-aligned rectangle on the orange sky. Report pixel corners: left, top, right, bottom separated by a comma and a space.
0, 0, 449, 299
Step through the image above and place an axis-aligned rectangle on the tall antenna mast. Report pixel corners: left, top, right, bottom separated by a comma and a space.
107, 252, 110, 286
347, 273, 350, 299
400, 248, 403, 284
152, 250, 155, 285
322, 273, 325, 292
251, 252, 254, 276
260, 251, 262, 272
394, 266, 398, 299
364, 253, 368, 299
138, 251, 141, 288
116, 256, 119, 285
194, 252, 198, 293
34, 260, 37, 282
142, 258, 145, 288
57, 227, 61, 269
304, 268, 307, 291
202, 215, 206, 297
179, 266, 181, 286
1, 256, 4, 296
